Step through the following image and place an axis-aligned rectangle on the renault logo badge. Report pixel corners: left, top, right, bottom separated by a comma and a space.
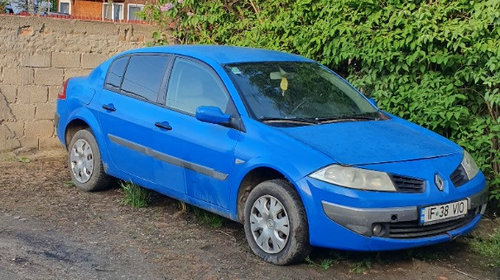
434, 173, 444, 191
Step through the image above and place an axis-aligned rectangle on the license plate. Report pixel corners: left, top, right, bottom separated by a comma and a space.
420, 199, 468, 225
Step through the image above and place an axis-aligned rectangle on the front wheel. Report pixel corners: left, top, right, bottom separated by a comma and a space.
244, 179, 310, 265
68, 129, 111, 191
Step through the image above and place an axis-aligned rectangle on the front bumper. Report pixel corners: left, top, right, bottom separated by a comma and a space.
295, 155, 488, 251
321, 188, 487, 238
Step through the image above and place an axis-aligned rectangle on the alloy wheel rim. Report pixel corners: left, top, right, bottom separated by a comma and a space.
250, 195, 290, 254
70, 139, 94, 183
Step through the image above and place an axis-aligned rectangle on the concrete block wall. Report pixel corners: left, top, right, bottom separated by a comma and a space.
0, 15, 156, 151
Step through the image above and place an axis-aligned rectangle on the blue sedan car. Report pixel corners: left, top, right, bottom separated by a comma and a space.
56, 45, 488, 265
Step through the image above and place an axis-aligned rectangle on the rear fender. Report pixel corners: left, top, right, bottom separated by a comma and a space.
63, 107, 111, 169
67, 77, 97, 105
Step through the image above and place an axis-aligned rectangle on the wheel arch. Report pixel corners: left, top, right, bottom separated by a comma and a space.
65, 119, 90, 149
235, 165, 308, 223
62, 108, 111, 168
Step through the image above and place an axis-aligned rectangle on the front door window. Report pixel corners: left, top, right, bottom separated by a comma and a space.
166, 58, 230, 115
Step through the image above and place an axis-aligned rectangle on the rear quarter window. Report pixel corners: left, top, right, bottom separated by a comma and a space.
105, 56, 129, 91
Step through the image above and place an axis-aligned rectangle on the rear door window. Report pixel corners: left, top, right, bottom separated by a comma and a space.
104, 55, 169, 103
121, 55, 170, 102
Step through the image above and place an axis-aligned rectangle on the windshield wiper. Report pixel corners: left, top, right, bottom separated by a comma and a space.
259, 117, 318, 125
315, 112, 381, 124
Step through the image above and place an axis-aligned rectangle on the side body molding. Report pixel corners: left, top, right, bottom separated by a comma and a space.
108, 134, 228, 181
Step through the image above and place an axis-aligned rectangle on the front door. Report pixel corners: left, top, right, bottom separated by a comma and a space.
151, 56, 241, 209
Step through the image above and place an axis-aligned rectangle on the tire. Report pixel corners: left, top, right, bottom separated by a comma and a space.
68, 129, 111, 192
244, 179, 311, 265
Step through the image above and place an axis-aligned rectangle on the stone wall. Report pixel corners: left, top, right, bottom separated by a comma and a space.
0, 15, 156, 151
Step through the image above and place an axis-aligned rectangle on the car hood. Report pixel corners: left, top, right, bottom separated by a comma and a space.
277, 118, 461, 165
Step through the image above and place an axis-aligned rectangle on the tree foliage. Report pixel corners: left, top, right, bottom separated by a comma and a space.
141, 0, 500, 207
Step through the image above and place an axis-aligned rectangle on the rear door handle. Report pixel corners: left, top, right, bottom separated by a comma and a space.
155, 121, 172, 130
102, 104, 116, 112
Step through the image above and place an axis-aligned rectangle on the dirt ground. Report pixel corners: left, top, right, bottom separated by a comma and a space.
0, 150, 499, 280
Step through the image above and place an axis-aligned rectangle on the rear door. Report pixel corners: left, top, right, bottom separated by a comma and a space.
95, 54, 186, 194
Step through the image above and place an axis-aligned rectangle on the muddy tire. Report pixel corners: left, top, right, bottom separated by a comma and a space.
68, 129, 111, 192
244, 179, 310, 265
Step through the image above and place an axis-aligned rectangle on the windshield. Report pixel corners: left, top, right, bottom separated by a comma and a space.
225, 62, 380, 125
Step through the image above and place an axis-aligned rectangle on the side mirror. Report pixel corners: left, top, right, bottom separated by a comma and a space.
368, 98, 377, 107
196, 106, 231, 125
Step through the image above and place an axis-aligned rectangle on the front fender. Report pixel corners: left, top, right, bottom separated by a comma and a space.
227, 156, 313, 221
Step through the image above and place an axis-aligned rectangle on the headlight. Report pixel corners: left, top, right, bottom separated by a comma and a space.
461, 151, 479, 180
309, 165, 396, 192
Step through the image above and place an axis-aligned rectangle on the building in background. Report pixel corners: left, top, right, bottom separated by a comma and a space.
57, 0, 150, 21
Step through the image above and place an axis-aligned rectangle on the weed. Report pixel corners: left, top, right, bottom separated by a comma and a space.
191, 207, 225, 228
178, 201, 187, 212
64, 180, 75, 188
319, 259, 334, 270
175, 201, 224, 227
16, 157, 30, 163
120, 181, 149, 208
470, 228, 500, 267
350, 259, 372, 274
305, 252, 342, 270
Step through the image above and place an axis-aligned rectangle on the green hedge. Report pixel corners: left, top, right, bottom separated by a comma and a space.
141, 0, 500, 207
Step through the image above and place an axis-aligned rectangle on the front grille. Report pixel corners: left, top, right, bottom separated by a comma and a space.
391, 175, 425, 193
387, 210, 477, 239
450, 164, 468, 187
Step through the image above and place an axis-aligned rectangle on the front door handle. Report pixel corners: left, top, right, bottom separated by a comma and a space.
155, 121, 172, 130
102, 104, 116, 112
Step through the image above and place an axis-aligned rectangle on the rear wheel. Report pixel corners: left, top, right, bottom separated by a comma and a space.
68, 129, 111, 191
244, 179, 310, 265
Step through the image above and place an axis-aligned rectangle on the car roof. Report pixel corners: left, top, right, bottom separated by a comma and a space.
124, 45, 314, 64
